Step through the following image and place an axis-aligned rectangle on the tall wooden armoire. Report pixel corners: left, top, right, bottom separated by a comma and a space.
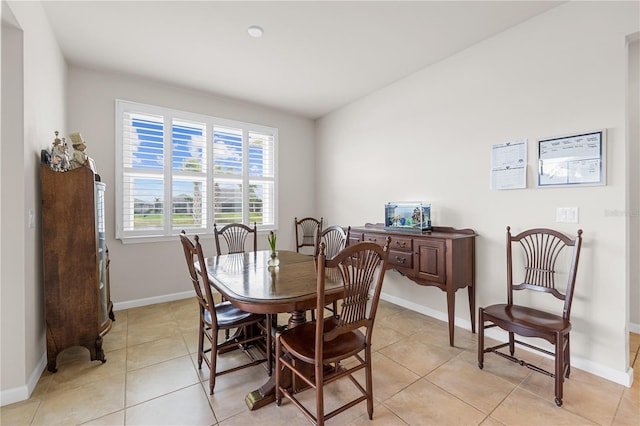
40, 162, 114, 372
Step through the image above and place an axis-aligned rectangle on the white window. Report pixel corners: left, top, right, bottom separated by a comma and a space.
116, 100, 277, 242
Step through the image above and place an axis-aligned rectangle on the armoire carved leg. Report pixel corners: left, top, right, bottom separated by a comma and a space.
47, 353, 58, 373
95, 335, 107, 363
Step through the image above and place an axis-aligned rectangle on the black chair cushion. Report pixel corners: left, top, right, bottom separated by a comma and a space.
203, 301, 264, 327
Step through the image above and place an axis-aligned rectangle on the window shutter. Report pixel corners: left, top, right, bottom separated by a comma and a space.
121, 111, 165, 234
171, 118, 207, 231
248, 131, 275, 226
213, 126, 243, 224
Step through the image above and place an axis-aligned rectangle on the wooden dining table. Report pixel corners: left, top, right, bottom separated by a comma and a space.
196, 249, 344, 410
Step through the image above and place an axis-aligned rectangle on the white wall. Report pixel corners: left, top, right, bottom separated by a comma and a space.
316, 1, 638, 386
66, 67, 316, 306
1, 0, 66, 405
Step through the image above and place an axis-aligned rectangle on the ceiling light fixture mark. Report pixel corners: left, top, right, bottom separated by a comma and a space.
247, 25, 264, 38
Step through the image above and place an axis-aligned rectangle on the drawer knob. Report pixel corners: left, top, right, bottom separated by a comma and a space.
394, 256, 407, 264
396, 241, 406, 248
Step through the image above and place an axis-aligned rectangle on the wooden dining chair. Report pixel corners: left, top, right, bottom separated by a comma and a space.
295, 217, 323, 254
180, 231, 269, 394
213, 222, 257, 255
275, 238, 391, 425
478, 226, 583, 407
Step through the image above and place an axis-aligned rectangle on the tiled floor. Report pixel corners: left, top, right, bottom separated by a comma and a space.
2, 298, 639, 425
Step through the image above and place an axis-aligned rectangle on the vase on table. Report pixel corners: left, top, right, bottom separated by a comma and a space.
268, 251, 280, 267
267, 231, 279, 267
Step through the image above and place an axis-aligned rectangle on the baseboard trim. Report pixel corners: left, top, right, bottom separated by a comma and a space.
0, 352, 46, 407
380, 292, 473, 333
380, 292, 634, 388
112, 290, 193, 311
629, 322, 640, 334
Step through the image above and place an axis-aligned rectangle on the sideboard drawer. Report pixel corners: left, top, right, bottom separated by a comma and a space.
348, 231, 363, 246
389, 236, 412, 252
388, 250, 413, 269
363, 233, 387, 247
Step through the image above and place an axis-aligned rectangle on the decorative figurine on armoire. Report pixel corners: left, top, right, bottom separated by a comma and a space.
69, 131, 89, 170
49, 131, 70, 172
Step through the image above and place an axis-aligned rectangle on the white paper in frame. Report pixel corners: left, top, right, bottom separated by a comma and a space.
537, 129, 606, 187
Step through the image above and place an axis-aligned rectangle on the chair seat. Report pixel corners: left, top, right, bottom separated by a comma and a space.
204, 301, 265, 328
483, 303, 571, 335
280, 317, 366, 364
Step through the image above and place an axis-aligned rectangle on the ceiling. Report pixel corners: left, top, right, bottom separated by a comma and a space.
41, 1, 564, 119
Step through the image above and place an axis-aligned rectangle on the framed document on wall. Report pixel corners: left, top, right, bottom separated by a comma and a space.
537, 130, 606, 187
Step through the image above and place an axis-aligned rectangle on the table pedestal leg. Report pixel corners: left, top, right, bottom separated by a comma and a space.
288, 310, 307, 328
245, 366, 289, 410
245, 309, 309, 410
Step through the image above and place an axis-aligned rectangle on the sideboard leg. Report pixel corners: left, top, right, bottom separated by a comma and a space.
447, 289, 455, 346
468, 284, 476, 334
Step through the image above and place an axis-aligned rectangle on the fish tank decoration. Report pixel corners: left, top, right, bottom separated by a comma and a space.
385, 202, 431, 233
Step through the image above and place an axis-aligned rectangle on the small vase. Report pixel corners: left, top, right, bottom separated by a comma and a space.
268, 251, 280, 267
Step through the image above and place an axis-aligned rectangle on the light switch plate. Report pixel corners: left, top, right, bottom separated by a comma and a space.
28, 209, 36, 229
556, 207, 579, 223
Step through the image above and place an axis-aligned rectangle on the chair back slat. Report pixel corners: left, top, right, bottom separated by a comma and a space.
520, 232, 564, 291
295, 217, 323, 253
315, 225, 351, 259
214, 222, 257, 255
507, 226, 583, 318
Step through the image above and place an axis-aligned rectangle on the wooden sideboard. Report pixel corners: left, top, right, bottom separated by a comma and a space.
349, 224, 476, 346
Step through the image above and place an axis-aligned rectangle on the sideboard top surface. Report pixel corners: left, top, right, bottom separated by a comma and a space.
350, 224, 476, 240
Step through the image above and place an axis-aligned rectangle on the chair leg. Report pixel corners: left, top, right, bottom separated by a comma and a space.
219, 296, 230, 341
210, 330, 218, 395
291, 358, 297, 392
477, 308, 485, 369
197, 322, 204, 368
564, 334, 571, 378
266, 315, 273, 376
508, 332, 515, 356
316, 356, 324, 426
554, 331, 563, 407
365, 345, 374, 420
275, 335, 282, 406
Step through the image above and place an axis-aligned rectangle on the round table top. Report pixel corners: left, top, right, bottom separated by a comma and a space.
197, 250, 343, 314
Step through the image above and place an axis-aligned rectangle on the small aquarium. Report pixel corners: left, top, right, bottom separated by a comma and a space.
385, 202, 431, 233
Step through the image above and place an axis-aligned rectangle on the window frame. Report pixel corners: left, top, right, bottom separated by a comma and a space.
115, 99, 278, 243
